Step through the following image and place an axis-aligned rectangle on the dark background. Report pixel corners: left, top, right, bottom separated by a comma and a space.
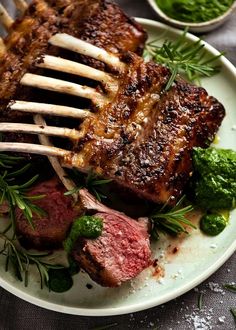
0, 0, 236, 329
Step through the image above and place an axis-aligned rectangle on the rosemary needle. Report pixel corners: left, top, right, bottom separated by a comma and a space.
198, 292, 204, 310
0, 231, 64, 288
144, 28, 222, 90
150, 196, 195, 238
230, 309, 236, 325
65, 170, 112, 202
0, 153, 45, 228
224, 284, 236, 293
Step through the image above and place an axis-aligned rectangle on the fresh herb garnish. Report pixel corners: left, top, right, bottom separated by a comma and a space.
150, 196, 195, 239
224, 284, 236, 293
65, 170, 112, 201
0, 231, 64, 289
198, 292, 204, 310
0, 153, 46, 229
144, 28, 222, 90
86, 172, 112, 201
230, 308, 236, 325
0, 153, 23, 168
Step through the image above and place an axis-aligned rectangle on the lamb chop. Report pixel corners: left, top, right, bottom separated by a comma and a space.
72, 189, 151, 287
16, 183, 152, 287
0, 0, 147, 152
0, 0, 146, 109
0, 0, 149, 244
0, 0, 147, 186
15, 177, 79, 250
0, 2, 225, 205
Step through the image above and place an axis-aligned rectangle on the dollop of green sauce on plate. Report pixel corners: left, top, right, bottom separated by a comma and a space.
48, 268, 73, 293
64, 215, 103, 253
200, 213, 227, 236
192, 147, 236, 210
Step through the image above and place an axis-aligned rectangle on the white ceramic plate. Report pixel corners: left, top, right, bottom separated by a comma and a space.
0, 19, 236, 316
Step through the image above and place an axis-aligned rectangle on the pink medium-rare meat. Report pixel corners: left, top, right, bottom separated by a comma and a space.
79, 188, 150, 233
72, 211, 151, 287
15, 178, 78, 249
72, 189, 151, 287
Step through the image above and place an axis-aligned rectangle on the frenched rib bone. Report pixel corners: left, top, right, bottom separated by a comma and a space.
0, 1, 225, 205
0, 0, 147, 118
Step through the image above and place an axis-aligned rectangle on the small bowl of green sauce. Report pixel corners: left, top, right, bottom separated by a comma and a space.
147, 0, 236, 33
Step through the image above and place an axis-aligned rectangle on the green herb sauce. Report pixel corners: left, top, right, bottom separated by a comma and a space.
156, 0, 234, 23
47, 256, 80, 293
64, 215, 103, 253
200, 213, 227, 236
48, 268, 73, 293
192, 147, 236, 210
67, 255, 80, 276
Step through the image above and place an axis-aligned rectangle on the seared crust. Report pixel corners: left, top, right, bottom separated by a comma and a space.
0, 1, 225, 205
73, 53, 225, 205
0, 0, 147, 114
0, 0, 147, 167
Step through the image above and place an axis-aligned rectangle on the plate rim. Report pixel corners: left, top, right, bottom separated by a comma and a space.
0, 17, 236, 316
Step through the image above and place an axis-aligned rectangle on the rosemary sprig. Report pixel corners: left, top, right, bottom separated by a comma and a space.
0, 153, 46, 229
86, 172, 112, 201
224, 284, 236, 293
0, 153, 23, 168
231, 308, 236, 325
0, 231, 64, 288
144, 28, 222, 90
198, 292, 204, 310
150, 196, 195, 238
65, 170, 112, 201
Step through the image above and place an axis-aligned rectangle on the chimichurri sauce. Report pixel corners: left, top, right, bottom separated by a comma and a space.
192, 147, 236, 210
200, 213, 227, 236
192, 147, 236, 236
156, 0, 234, 23
64, 215, 103, 253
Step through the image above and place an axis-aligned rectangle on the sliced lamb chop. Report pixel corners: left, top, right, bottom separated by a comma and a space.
72, 212, 151, 287
15, 178, 79, 249
15, 183, 151, 287
72, 189, 151, 287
